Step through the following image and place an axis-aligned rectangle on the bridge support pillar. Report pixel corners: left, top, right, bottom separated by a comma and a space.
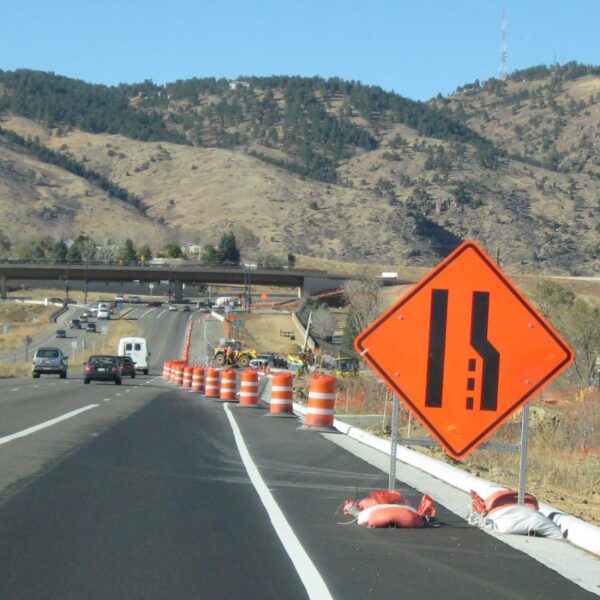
0, 275, 7, 300
172, 280, 184, 301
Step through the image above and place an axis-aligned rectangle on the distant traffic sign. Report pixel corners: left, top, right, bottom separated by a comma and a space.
355, 241, 573, 459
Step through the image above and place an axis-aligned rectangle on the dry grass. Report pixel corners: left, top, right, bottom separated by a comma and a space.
241, 313, 303, 354
0, 303, 57, 352
0, 362, 31, 378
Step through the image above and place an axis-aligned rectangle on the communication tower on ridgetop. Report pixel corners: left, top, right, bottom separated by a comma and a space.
500, 9, 508, 81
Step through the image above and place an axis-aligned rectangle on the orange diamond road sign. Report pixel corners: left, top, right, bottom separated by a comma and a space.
355, 241, 574, 459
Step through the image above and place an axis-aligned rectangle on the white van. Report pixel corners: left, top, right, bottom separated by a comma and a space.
118, 337, 150, 375
97, 306, 110, 319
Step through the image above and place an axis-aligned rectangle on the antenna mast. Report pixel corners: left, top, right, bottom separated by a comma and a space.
500, 9, 508, 81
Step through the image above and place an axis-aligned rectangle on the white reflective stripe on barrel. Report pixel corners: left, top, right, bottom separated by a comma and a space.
308, 392, 335, 400
271, 398, 293, 405
272, 386, 293, 392
306, 407, 335, 415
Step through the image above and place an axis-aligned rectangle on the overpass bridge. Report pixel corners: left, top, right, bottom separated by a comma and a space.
0, 262, 350, 300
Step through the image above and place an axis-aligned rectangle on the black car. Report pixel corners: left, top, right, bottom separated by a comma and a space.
146, 301, 162, 307
86, 322, 96, 333
56, 329, 66, 338
69, 319, 81, 329
83, 355, 122, 385
116, 355, 136, 378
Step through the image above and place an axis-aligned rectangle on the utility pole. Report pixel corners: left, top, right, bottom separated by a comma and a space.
500, 8, 508, 81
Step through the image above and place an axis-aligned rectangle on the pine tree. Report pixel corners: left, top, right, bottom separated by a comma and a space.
217, 232, 240, 265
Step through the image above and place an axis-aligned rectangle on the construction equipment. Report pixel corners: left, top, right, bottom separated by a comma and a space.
333, 357, 359, 378
213, 340, 257, 368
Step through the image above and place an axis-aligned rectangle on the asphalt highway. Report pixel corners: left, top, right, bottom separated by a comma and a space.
0, 310, 597, 599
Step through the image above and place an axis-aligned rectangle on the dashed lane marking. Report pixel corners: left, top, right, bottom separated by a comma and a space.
103, 398, 111, 402
0, 404, 98, 445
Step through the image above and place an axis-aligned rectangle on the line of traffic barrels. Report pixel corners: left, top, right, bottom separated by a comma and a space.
163, 359, 337, 430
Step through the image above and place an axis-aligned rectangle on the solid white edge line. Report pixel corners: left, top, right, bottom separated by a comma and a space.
223, 403, 333, 600
0, 404, 98, 445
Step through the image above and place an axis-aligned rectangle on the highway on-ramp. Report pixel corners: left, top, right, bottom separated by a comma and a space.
0, 311, 597, 599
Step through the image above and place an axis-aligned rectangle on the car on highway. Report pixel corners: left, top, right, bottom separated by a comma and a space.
116, 355, 136, 378
32, 347, 68, 379
83, 355, 122, 385
117, 337, 150, 375
56, 329, 67, 338
86, 322, 97, 333
168, 304, 178, 311
129, 295, 140, 304
110, 301, 118, 309
114, 295, 125, 302
146, 301, 162, 307
97, 306, 110, 319
182, 305, 191, 312
80, 314, 89, 323
69, 319, 81, 329
49, 297, 63, 304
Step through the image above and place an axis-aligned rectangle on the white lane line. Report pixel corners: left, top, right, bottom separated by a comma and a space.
139, 308, 154, 319
223, 403, 333, 600
103, 398, 111, 402
156, 309, 168, 319
115, 393, 121, 396
33, 385, 39, 388
0, 404, 98, 446
11, 388, 19, 392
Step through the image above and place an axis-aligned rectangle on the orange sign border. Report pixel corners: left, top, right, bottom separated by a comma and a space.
355, 241, 574, 458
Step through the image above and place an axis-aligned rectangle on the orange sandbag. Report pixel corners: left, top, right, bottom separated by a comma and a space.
367, 506, 425, 528
358, 490, 406, 510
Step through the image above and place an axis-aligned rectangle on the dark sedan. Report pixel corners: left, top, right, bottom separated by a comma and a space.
146, 301, 162, 307
83, 355, 122, 385
116, 355, 136, 378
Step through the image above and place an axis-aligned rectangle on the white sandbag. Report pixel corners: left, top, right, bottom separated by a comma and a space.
474, 504, 563, 538
356, 504, 417, 527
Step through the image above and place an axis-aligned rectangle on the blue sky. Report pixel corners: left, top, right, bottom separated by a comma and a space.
1, 0, 599, 100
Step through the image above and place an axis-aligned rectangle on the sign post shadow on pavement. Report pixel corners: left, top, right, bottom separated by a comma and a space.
355, 241, 574, 502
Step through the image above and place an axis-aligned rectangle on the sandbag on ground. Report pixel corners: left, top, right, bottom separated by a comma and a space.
341, 490, 437, 529
468, 490, 563, 539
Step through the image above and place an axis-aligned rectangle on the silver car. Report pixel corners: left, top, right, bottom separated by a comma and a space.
32, 347, 68, 379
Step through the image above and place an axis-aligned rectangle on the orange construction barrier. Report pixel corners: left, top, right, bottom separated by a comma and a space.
239, 369, 259, 407
163, 361, 171, 379
169, 360, 185, 383
303, 374, 335, 430
219, 369, 237, 402
191, 367, 205, 393
182, 366, 194, 388
173, 363, 185, 386
204, 368, 220, 398
268, 372, 294, 416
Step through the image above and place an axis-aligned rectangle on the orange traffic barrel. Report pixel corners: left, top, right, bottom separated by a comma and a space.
268, 372, 294, 417
191, 367, 205, 393
239, 369, 259, 407
182, 366, 194, 388
163, 361, 171, 379
219, 369, 238, 402
204, 368, 220, 398
170, 360, 185, 383
302, 374, 335, 430
173, 363, 184, 386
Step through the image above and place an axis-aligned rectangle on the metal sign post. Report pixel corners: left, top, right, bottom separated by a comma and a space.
517, 403, 530, 505
388, 395, 400, 492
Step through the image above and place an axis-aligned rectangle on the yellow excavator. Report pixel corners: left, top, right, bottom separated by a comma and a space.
333, 357, 359, 378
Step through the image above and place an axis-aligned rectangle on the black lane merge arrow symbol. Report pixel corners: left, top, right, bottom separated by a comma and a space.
425, 289, 448, 408
470, 291, 500, 411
